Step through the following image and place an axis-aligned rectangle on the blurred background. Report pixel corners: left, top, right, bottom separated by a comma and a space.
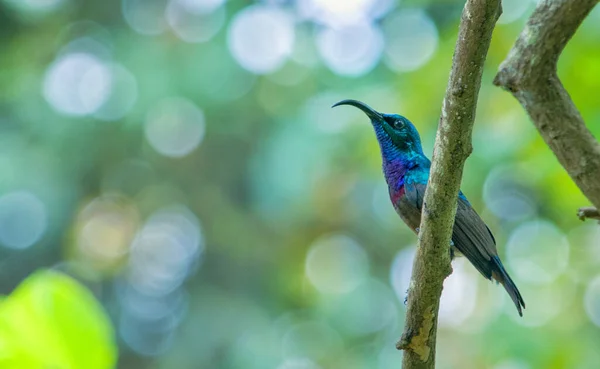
0, 0, 600, 368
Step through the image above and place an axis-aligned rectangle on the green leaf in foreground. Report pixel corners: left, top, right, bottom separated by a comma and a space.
0, 270, 117, 369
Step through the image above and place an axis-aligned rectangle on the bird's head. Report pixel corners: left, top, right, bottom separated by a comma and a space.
332, 99, 423, 157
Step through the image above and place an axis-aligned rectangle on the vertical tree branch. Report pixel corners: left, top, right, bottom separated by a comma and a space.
494, 0, 600, 210
396, 1, 501, 368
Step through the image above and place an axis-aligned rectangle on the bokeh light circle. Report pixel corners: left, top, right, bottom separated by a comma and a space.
438, 258, 478, 327
506, 219, 569, 285
316, 21, 384, 77
166, 0, 226, 43
117, 282, 188, 324
76, 195, 139, 268
508, 282, 569, 327
483, 166, 536, 222
144, 97, 206, 158
383, 9, 438, 72
127, 205, 203, 296
230, 324, 280, 368
305, 234, 369, 294
584, 275, 600, 327
391, 248, 477, 326
122, 0, 168, 36
390, 246, 416, 303
567, 223, 600, 283
93, 63, 138, 121
0, 191, 47, 250
119, 312, 175, 356
43, 52, 112, 116
227, 5, 295, 74
297, 0, 394, 28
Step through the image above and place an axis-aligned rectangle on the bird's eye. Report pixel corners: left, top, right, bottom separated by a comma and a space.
393, 119, 405, 130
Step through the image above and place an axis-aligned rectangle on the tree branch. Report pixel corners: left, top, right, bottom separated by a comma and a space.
494, 0, 600, 211
396, 1, 501, 368
578, 206, 600, 221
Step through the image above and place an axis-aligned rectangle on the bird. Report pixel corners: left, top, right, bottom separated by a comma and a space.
332, 99, 525, 316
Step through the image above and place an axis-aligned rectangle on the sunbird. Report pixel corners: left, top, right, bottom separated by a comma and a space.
333, 99, 525, 316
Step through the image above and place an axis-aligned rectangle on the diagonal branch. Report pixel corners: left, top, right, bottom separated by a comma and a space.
494, 0, 600, 211
396, 1, 501, 368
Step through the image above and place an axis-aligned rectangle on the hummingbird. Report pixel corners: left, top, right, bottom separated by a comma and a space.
333, 99, 525, 316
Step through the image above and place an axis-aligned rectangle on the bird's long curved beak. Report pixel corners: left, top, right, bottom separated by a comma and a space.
331, 99, 383, 121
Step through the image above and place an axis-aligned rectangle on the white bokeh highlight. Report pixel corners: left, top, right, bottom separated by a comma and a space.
297, 0, 394, 27
390, 246, 416, 304
508, 283, 568, 327
228, 5, 295, 74
305, 234, 369, 294
117, 281, 188, 323
0, 191, 47, 250
483, 166, 536, 222
43, 53, 113, 117
144, 97, 206, 158
166, 0, 226, 43
584, 275, 600, 327
383, 9, 438, 72
438, 258, 478, 327
127, 205, 203, 296
391, 248, 477, 327
567, 224, 600, 283
498, 0, 531, 24
506, 219, 569, 285
316, 22, 384, 77
77, 195, 139, 266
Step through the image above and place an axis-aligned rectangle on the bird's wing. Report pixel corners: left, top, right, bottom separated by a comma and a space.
403, 181, 425, 211
452, 197, 498, 279
404, 182, 498, 279
400, 181, 426, 232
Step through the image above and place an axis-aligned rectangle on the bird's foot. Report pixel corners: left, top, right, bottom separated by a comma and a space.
404, 289, 409, 305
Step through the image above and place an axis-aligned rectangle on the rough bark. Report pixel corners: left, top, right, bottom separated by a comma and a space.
494, 0, 600, 212
396, 1, 501, 368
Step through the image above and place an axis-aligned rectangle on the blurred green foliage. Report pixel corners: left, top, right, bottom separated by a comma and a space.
0, 270, 116, 369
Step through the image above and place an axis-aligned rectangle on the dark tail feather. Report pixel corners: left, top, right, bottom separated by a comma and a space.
492, 256, 525, 317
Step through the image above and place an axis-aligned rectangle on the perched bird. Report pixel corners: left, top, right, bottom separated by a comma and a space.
332, 99, 525, 316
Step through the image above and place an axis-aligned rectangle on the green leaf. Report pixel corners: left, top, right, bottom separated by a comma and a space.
0, 270, 117, 369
